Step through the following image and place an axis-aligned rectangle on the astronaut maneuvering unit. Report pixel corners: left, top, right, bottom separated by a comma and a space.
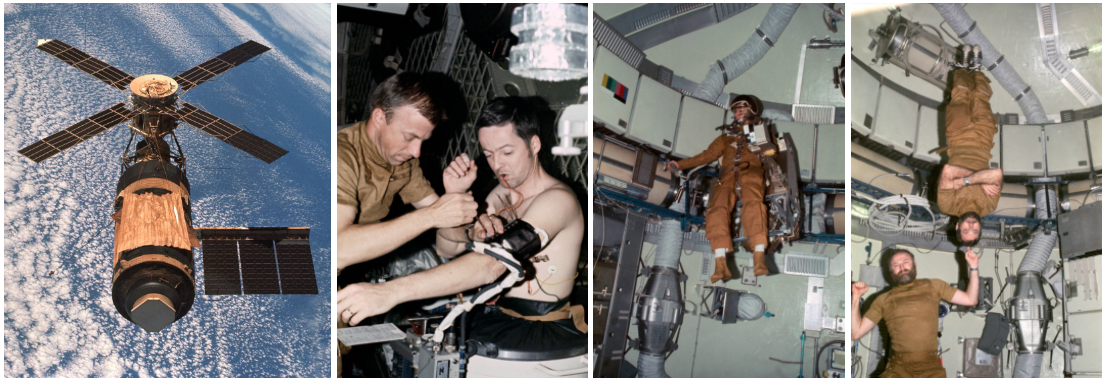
19, 39, 318, 333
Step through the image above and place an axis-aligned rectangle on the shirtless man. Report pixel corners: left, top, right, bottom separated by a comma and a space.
338, 97, 584, 327
936, 47, 1003, 248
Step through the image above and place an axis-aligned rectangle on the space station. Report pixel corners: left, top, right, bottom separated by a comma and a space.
335, 3, 588, 378
16, 39, 319, 333
850, 4, 1102, 378
592, 4, 848, 377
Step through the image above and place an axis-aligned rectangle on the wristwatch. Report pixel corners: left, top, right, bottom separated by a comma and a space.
963, 177, 971, 186
969, 267, 979, 272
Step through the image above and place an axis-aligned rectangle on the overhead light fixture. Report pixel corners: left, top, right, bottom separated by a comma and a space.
509, 3, 587, 82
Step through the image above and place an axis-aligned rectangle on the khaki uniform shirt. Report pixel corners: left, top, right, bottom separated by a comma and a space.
337, 121, 435, 225
863, 279, 957, 354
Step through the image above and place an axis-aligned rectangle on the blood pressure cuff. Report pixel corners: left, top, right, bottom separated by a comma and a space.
466, 297, 587, 361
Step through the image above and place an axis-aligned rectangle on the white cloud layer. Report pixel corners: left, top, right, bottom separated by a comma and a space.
5, 4, 331, 377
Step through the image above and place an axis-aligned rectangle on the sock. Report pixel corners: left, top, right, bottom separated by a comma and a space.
754, 244, 765, 252
714, 248, 726, 259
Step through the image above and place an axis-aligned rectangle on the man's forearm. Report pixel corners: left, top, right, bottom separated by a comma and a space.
435, 226, 469, 258
338, 209, 433, 268
851, 297, 864, 341
387, 252, 507, 304
965, 270, 980, 306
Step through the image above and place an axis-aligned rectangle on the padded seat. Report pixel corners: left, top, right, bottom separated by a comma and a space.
466, 298, 587, 362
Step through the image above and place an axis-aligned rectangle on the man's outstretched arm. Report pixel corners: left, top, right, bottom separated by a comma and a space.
950, 250, 981, 306
338, 251, 506, 325
851, 281, 878, 341
337, 193, 477, 269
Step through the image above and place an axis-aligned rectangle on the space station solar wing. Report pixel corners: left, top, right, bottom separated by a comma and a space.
36, 39, 135, 91
196, 227, 318, 295
173, 40, 270, 91
178, 103, 288, 163
18, 103, 134, 163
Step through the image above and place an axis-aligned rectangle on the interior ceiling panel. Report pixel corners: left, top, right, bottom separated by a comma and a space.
851, 3, 1102, 116
595, 3, 846, 108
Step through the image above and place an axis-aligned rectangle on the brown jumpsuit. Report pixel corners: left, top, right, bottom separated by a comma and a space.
937, 69, 1000, 217
863, 278, 958, 378
675, 131, 768, 254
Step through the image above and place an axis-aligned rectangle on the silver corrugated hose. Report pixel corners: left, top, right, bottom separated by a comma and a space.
636, 196, 686, 378
691, 3, 799, 104
933, 3, 1050, 124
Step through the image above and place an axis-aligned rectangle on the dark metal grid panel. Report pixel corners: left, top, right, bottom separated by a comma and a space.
174, 40, 270, 91
18, 103, 131, 163
276, 242, 318, 294
340, 23, 384, 124
439, 36, 496, 168
179, 103, 288, 163
201, 240, 244, 295
405, 27, 589, 190
36, 39, 134, 90
239, 240, 281, 294
404, 29, 444, 75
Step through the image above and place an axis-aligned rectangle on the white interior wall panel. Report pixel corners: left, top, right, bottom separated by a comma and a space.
1089, 117, 1102, 171
913, 106, 942, 163
626, 76, 681, 152
815, 125, 846, 183
776, 121, 817, 183
593, 46, 641, 134
850, 60, 881, 135
1002, 125, 1046, 176
870, 88, 919, 156
1045, 122, 1091, 175
673, 96, 727, 158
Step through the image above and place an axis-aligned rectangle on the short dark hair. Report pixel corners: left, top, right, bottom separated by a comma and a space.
956, 211, 982, 248
369, 72, 445, 126
475, 97, 540, 144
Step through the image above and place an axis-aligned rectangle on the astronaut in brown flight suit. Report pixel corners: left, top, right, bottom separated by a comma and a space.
936, 47, 1003, 249
851, 248, 980, 377
666, 95, 771, 282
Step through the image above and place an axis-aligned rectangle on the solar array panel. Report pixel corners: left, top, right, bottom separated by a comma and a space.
18, 103, 134, 163
202, 240, 244, 295
240, 240, 281, 294
276, 241, 317, 294
174, 40, 270, 91
36, 39, 134, 90
178, 103, 289, 163
196, 227, 318, 295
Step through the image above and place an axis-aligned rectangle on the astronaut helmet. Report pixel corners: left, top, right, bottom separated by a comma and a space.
730, 94, 763, 123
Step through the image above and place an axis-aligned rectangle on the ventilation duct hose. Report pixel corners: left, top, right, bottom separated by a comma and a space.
636, 198, 686, 378
1015, 353, 1045, 378
1010, 187, 1059, 378
1019, 187, 1059, 274
691, 3, 799, 104
933, 4, 1050, 124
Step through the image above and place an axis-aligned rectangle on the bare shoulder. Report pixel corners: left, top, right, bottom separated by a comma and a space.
535, 181, 581, 215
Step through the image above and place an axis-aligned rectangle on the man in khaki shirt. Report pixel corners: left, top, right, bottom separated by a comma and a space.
851, 249, 979, 377
336, 72, 480, 271
338, 97, 586, 337
936, 66, 1002, 249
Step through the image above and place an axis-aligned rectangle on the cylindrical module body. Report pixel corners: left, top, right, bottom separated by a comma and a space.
111, 159, 199, 332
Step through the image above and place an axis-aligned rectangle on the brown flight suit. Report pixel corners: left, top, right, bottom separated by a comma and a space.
674, 130, 768, 255
937, 69, 1000, 217
863, 278, 959, 378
